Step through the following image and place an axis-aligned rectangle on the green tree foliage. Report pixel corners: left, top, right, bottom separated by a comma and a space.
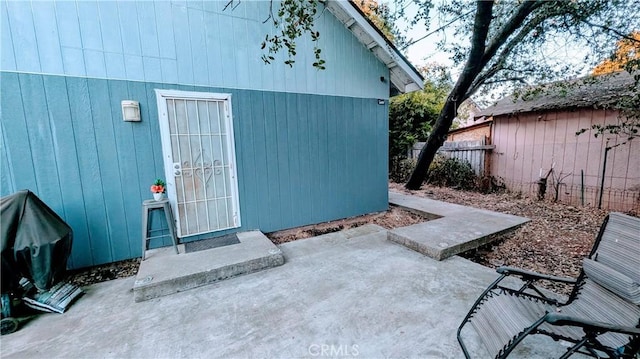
259, 0, 325, 69
426, 156, 477, 191
389, 65, 451, 181
354, 0, 407, 48
256, 0, 406, 69
405, 0, 640, 189
250, 0, 639, 187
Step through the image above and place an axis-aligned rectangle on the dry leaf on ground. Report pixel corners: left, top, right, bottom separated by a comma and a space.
70, 183, 634, 293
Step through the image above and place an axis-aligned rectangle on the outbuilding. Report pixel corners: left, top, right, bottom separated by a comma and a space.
1, 1, 423, 268
479, 71, 638, 212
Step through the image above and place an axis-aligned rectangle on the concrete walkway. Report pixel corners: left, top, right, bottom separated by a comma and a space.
389, 191, 530, 260
134, 231, 284, 302
1, 226, 574, 359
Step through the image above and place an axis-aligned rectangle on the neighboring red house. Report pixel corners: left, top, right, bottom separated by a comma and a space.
446, 119, 492, 143
479, 71, 639, 212
410, 101, 494, 177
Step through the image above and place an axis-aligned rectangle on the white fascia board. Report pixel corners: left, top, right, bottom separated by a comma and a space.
326, 1, 424, 93
404, 82, 422, 92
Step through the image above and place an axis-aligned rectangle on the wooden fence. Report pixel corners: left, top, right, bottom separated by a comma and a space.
502, 180, 640, 214
409, 138, 495, 177
408, 137, 638, 213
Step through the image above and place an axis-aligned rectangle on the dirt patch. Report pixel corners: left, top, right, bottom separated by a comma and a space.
68, 183, 634, 293
266, 206, 431, 244
66, 259, 140, 287
67, 206, 430, 286
389, 182, 623, 294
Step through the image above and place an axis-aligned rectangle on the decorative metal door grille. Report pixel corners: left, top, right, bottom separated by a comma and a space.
156, 90, 240, 238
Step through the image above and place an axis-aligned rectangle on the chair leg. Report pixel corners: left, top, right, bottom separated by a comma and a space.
498, 317, 546, 359
559, 337, 589, 359
141, 206, 149, 261
163, 203, 179, 255
560, 336, 620, 359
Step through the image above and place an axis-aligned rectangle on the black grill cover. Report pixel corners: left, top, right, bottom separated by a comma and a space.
1, 190, 73, 292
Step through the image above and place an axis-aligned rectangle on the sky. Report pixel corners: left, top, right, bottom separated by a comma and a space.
388, 0, 596, 104
389, 1, 460, 70
389, 1, 593, 73
404, 28, 453, 68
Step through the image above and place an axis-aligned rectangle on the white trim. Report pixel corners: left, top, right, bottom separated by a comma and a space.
155, 89, 231, 101
404, 83, 422, 92
1, 70, 389, 100
325, 1, 423, 93
154, 89, 242, 237
345, 18, 356, 28
222, 97, 242, 229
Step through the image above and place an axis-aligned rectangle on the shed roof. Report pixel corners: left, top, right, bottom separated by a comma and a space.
326, 1, 424, 94
478, 71, 638, 117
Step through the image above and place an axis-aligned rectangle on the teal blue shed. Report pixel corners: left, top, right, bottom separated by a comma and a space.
0, 0, 423, 269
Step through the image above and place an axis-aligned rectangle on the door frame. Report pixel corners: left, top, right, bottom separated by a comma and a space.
154, 89, 241, 237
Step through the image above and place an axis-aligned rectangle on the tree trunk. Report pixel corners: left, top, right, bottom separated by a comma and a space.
405, 1, 495, 190
405, 96, 459, 189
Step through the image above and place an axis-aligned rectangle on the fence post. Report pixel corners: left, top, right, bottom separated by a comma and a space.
434, 139, 495, 177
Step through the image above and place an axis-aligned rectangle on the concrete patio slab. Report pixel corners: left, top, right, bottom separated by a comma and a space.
389, 191, 530, 260
133, 231, 284, 302
1, 225, 578, 359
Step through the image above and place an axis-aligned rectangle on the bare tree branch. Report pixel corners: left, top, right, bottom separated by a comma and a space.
406, 0, 494, 189
262, 0, 274, 24
401, 0, 638, 189
579, 19, 640, 43
482, 77, 528, 85
468, 10, 550, 96
478, 1, 546, 69
450, 1, 494, 93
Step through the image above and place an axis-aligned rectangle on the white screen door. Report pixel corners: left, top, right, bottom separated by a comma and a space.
155, 89, 240, 237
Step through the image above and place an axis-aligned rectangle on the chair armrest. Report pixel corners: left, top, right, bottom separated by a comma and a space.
545, 313, 640, 336
497, 266, 577, 284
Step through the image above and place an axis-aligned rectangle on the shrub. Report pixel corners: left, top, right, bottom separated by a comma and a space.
390, 157, 417, 183
487, 176, 507, 193
388, 68, 451, 182
426, 155, 477, 190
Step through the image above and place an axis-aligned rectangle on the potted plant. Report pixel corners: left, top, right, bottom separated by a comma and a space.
150, 179, 166, 201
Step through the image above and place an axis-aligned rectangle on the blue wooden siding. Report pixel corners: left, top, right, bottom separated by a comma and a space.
1, 0, 389, 100
1, 72, 389, 268
1, 0, 392, 268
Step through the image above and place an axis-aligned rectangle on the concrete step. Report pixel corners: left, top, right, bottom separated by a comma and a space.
133, 231, 284, 302
388, 191, 529, 260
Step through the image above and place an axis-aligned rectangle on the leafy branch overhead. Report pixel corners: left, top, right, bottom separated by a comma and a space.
582, 33, 640, 143
261, 0, 325, 69
405, 0, 640, 189
258, 0, 404, 69
593, 32, 640, 75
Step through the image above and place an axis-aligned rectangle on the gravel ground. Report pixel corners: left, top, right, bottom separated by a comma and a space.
69, 183, 636, 292
66, 258, 141, 287
266, 206, 429, 244
389, 182, 630, 294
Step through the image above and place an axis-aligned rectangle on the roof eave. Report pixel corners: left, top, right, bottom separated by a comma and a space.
478, 71, 637, 117
325, 1, 424, 94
